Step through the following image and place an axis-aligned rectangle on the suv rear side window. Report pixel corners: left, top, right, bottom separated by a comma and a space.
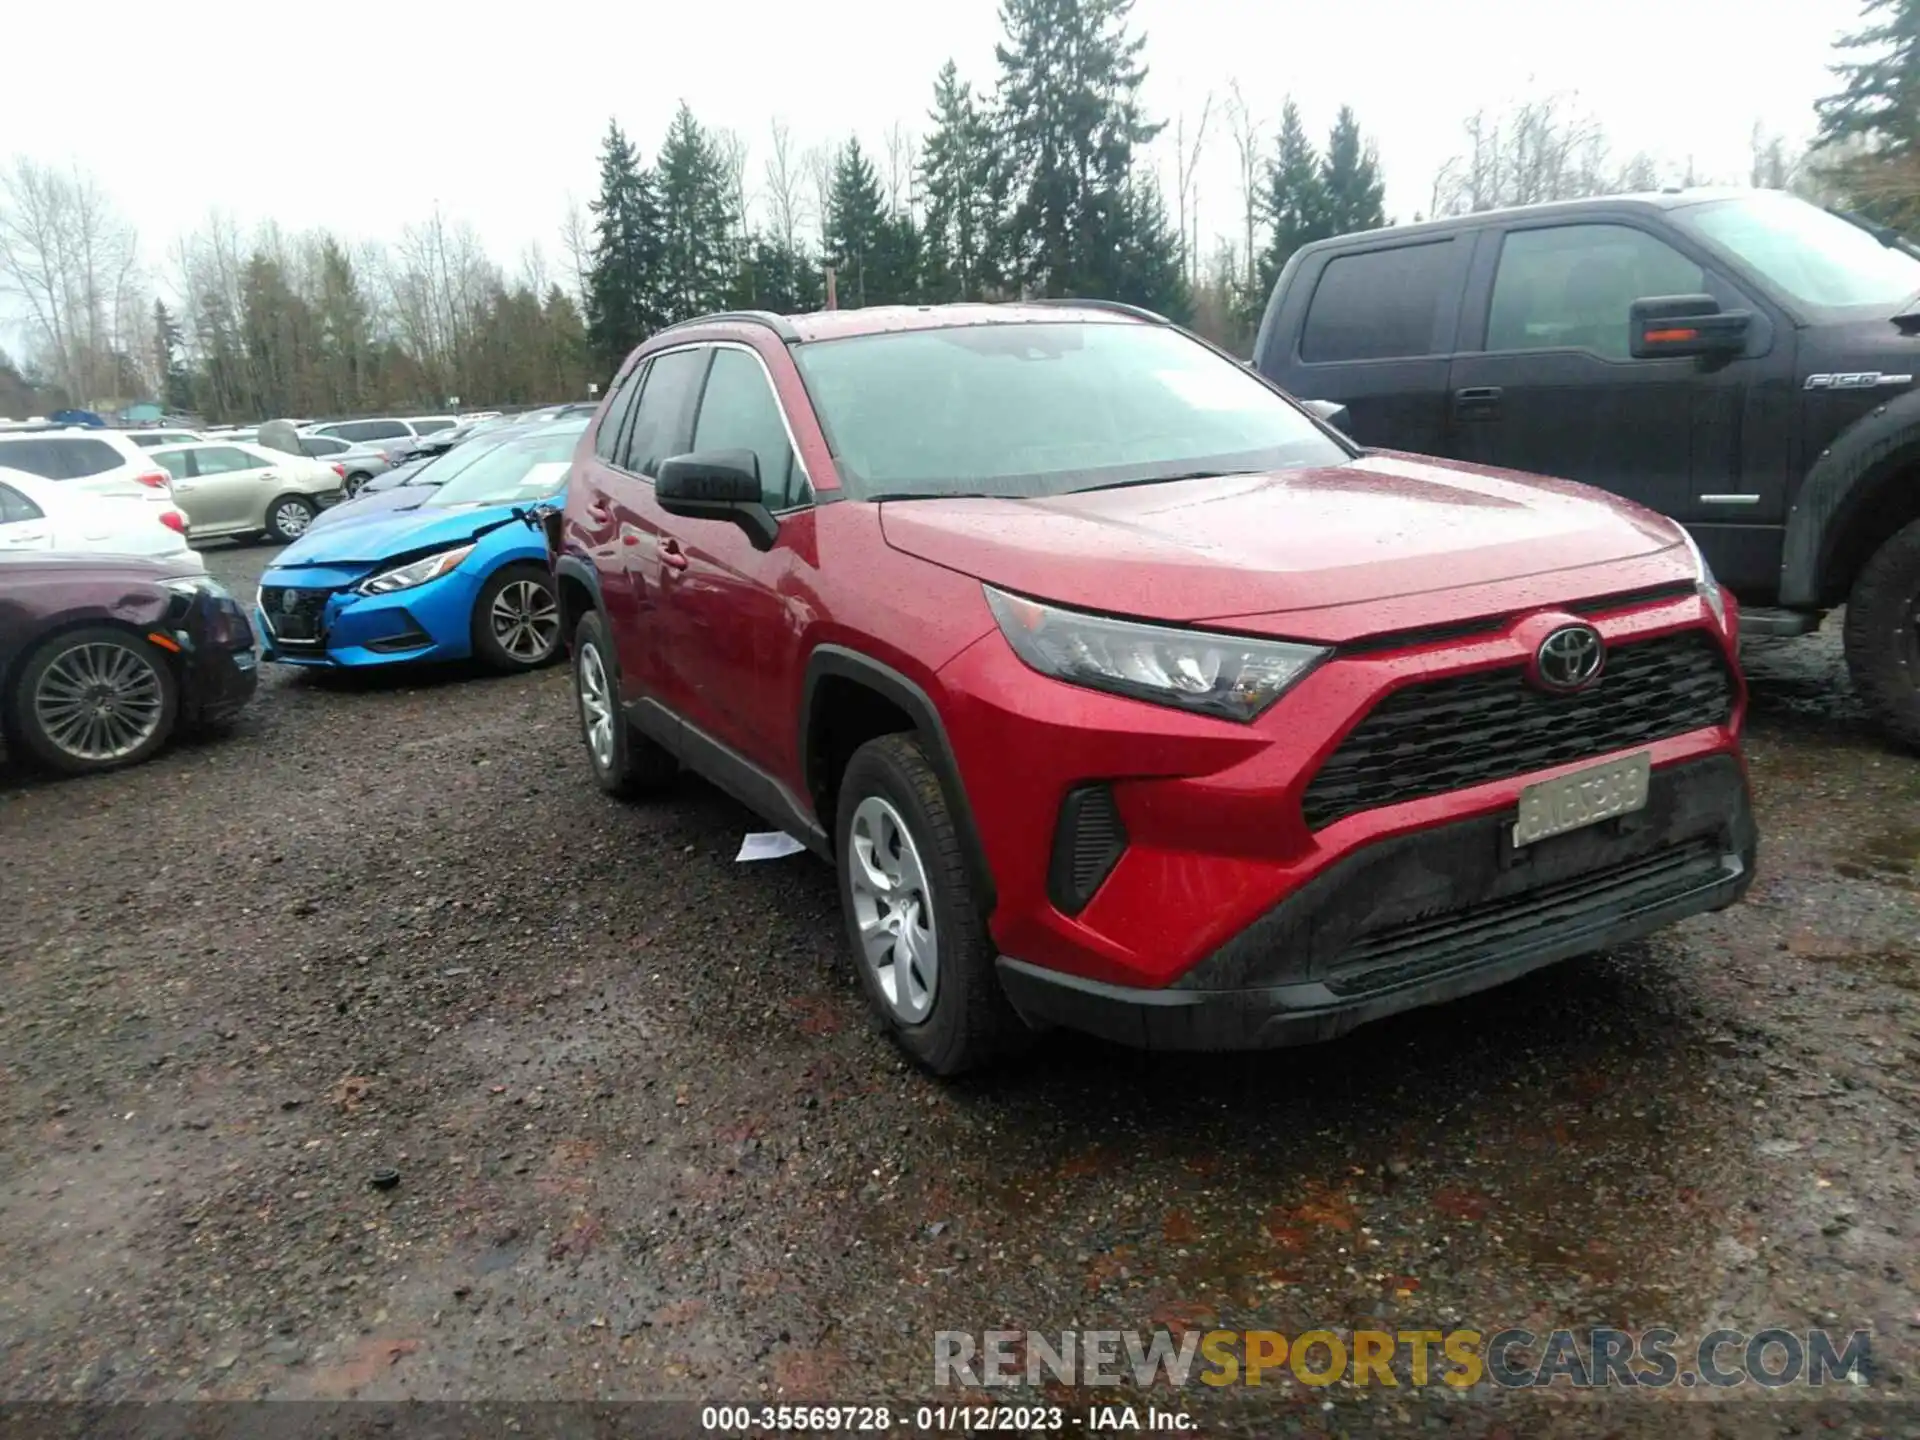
0, 438, 64, 478
691, 348, 806, 510
1300, 242, 1454, 362
594, 362, 646, 465
58, 438, 126, 477
622, 349, 708, 477
1487, 224, 1705, 360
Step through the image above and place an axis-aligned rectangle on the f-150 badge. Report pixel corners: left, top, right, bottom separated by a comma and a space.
1804, 372, 1915, 390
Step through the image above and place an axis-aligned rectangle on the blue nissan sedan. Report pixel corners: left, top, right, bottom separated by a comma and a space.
254, 422, 584, 671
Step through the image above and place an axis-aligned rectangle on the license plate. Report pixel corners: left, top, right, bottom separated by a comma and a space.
1512, 751, 1651, 847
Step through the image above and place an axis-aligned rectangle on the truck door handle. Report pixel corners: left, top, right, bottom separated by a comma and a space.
1453, 386, 1503, 420
658, 536, 688, 571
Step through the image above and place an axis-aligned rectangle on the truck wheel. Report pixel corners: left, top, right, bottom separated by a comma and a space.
834, 733, 1029, 1075
1843, 515, 1920, 750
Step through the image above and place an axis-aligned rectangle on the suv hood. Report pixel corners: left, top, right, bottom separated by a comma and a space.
879, 453, 1690, 641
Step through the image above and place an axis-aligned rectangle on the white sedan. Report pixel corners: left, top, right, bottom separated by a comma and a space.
0, 466, 204, 570
149, 440, 346, 543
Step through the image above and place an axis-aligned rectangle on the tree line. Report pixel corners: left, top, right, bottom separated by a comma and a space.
3, 0, 1917, 422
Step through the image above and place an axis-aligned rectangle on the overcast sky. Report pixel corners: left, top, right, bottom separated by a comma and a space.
0, 0, 1867, 304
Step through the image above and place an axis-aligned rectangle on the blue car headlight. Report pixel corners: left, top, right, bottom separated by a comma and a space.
356, 544, 476, 596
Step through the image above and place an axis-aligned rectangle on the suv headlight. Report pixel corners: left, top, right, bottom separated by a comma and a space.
984, 586, 1329, 722
357, 544, 475, 596
1678, 529, 1727, 632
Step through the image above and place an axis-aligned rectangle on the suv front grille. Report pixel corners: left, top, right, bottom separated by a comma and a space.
1300, 630, 1733, 830
259, 586, 332, 644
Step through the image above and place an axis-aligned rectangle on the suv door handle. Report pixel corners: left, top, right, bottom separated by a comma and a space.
1453, 386, 1503, 421
585, 497, 612, 525
658, 536, 688, 571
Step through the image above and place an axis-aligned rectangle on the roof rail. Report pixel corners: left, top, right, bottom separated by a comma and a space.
1017, 296, 1169, 324
653, 310, 802, 344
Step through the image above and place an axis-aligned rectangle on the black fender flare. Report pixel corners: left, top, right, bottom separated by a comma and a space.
1782, 387, 1920, 607
798, 645, 997, 910
550, 554, 605, 631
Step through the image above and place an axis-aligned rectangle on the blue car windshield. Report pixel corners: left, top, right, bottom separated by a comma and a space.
421, 425, 584, 508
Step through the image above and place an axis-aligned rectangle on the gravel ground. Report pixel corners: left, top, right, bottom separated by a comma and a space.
1, 543, 1916, 1434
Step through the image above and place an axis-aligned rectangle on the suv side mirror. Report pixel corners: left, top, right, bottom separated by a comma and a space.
1300, 397, 1352, 434
1629, 294, 1751, 360
656, 449, 777, 549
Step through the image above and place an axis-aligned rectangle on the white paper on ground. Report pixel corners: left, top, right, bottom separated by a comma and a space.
736, 831, 808, 862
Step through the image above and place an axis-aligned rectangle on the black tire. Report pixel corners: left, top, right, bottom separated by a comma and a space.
345, 471, 373, 497
264, 495, 316, 544
834, 733, 1027, 1075
1844, 514, 1920, 750
570, 610, 675, 797
471, 563, 563, 673
6, 626, 179, 776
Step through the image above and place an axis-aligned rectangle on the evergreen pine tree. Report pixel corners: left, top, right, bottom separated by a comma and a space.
585, 120, 666, 372
1818, 0, 1920, 153
1816, 0, 1920, 227
921, 61, 1002, 300
1111, 173, 1190, 320
825, 138, 892, 306
994, 0, 1163, 298
1255, 100, 1327, 293
656, 103, 739, 323
151, 300, 192, 413
1319, 106, 1386, 238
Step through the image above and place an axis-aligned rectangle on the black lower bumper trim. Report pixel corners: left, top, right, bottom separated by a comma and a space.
996, 754, 1756, 1052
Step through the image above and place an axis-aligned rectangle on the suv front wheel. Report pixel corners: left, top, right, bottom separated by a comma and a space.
1843, 515, 1920, 750
571, 609, 675, 796
834, 734, 1027, 1075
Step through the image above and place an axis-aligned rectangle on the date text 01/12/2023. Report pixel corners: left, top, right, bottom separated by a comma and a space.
698, 1403, 1195, 1431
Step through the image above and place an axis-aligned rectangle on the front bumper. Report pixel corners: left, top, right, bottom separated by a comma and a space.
254, 565, 482, 667
995, 753, 1755, 1050
179, 592, 260, 724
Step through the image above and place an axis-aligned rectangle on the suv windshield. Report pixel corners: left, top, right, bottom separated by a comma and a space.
1677, 193, 1920, 310
792, 320, 1350, 499
422, 425, 584, 508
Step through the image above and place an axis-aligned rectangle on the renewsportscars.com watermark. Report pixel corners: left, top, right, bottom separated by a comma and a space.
935, 1327, 1873, 1391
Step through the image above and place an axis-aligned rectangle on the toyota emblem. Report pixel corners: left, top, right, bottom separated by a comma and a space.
1533, 624, 1605, 692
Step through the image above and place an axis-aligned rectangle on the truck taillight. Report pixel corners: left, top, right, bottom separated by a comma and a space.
158, 509, 188, 534
135, 469, 170, 490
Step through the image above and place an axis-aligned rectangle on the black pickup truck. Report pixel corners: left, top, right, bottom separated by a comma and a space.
1252, 187, 1920, 746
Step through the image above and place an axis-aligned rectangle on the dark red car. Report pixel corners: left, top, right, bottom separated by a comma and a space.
0, 555, 258, 775
550, 301, 1756, 1073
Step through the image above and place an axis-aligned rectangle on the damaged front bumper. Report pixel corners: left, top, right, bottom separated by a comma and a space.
995, 754, 1756, 1051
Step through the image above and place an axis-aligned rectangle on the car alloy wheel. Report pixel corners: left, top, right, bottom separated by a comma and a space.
847, 794, 939, 1024
489, 579, 560, 663
577, 638, 615, 771
33, 640, 167, 763
272, 499, 313, 538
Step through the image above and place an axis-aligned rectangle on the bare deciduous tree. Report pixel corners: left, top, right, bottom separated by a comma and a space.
715, 127, 751, 247
1172, 94, 1213, 283
1223, 80, 1261, 290
0, 157, 145, 405
1430, 94, 1662, 216
559, 198, 593, 304
764, 119, 809, 252
803, 143, 834, 248
883, 121, 917, 217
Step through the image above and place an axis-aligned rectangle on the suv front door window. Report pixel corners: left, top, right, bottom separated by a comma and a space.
658, 344, 812, 759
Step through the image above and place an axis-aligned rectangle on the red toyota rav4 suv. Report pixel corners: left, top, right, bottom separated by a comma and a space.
551, 301, 1755, 1074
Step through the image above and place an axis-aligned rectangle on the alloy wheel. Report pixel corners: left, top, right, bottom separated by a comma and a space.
847, 795, 938, 1024
490, 579, 560, 663
273, 500, 312, 537
32, 641, 166, 762
577, 640, 615, 770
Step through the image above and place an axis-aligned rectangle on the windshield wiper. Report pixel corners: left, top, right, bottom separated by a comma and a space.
1072, 468, 1261, 494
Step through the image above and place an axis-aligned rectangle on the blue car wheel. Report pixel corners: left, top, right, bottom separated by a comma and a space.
471, 563, 562, 672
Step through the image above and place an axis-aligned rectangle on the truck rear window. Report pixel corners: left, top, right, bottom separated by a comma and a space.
1300, 241, 1454, 363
